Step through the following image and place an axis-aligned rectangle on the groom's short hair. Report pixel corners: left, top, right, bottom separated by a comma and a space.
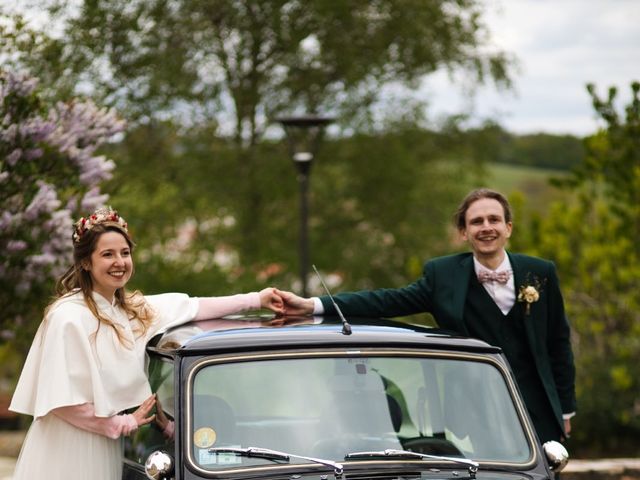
454, 188, 513, 230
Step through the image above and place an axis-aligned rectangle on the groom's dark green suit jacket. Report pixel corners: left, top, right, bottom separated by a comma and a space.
320, 251, 576, 442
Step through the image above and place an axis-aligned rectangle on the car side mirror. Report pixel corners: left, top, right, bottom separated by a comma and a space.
145, 450, 174, 480
543, 441, 569, 472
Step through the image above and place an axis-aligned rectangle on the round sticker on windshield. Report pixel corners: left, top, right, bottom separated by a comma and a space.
194, 427, 217, 448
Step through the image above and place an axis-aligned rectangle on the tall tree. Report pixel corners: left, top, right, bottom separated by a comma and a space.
103, 118, 478, 306
47, 0, 512, 126
25, 0, 512, 262
517, 82, 640, 454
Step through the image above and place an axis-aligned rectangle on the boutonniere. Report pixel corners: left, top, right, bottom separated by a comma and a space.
517, 275, 545, 315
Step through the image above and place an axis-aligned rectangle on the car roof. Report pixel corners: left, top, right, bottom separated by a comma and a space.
150, 314, 502, 356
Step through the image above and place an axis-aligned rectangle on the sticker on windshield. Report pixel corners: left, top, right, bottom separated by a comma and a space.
198, 449, 218, 465
198, 448, 242, 465
194, 427, 217, 448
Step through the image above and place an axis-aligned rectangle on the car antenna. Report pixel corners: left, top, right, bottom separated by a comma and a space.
312, 264, 352, 335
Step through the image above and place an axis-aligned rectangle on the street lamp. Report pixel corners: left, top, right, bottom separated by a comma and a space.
276, 114, 334, 296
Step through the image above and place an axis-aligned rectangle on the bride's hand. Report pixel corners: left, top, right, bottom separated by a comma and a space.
259, 287, 285, 315
132, 394, 156, 426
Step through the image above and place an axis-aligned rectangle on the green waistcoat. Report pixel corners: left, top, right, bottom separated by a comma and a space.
464, 275, 561, 443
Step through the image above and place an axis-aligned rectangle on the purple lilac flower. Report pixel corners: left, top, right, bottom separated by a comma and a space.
6, 240, 28, 253
44, 208, 73, 230
0, 124, 18, 143
0, 211, 15, 231
43, 209, 75, 251
4, 71, 39, 97
81, 187, 110, 211
65, 196, 79, 212
19, 117, 56, 143
24, 148, 44, 160
6, 149, 22, 166
28, 252, 58, 267
24, 181, 61, 221
79, 156, 115, 185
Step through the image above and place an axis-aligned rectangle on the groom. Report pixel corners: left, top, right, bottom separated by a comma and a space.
278, 188, 576, 444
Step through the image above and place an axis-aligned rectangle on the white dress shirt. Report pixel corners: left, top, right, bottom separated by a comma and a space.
473, 255, 515, 315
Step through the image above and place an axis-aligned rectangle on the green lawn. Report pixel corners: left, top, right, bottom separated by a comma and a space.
481, 162, 570, 215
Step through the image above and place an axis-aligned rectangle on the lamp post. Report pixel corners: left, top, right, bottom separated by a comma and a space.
276, 114, 334, 296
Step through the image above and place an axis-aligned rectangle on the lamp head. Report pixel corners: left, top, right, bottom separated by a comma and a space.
276, 114, 335, 173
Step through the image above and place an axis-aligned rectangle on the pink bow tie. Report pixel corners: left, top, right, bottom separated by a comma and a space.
477, 269, 512, 284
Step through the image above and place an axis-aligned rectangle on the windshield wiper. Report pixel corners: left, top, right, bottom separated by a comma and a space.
345, 448, 479, 479
209, 447, 344, 477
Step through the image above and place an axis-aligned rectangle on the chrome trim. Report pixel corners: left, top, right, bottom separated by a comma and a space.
144, 450, 174, 480
543, 441, 569, 472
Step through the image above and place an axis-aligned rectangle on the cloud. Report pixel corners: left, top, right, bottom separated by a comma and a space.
425, 0, 640, 135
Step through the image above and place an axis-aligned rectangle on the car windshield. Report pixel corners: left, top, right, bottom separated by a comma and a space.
188, 353, 532, 471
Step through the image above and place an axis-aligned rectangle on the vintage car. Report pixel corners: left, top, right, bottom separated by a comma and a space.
122, 314, 568, 480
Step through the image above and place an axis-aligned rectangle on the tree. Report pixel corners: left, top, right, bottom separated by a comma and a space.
46, 0, 512, 125
22, 0, 513, 263
0, 69, 125, 345
461, 122, 585, 171
580, 82, 640, 235
517, 82, 640, 454
103, 118, 478, 312
2, 1, 515, 324
0, 13, 78, 102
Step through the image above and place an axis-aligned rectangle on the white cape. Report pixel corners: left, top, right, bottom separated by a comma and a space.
10, 291, 198, 418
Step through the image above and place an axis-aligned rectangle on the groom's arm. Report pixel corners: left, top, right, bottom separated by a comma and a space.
320, 270, 434, 318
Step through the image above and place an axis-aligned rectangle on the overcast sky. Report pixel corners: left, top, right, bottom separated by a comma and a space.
423, 0, 640, 136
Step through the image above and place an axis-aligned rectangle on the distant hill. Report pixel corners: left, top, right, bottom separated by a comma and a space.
465, 124, 586, 171
482, 162, 570, 216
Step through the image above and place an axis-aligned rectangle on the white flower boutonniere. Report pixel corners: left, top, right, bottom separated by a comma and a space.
518, 285, 539, 315
517, 275, 545, 315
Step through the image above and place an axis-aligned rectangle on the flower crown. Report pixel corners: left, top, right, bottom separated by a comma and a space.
73, 207, 128, 243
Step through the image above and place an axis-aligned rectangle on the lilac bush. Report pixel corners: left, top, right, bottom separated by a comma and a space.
0, 69, 125, 341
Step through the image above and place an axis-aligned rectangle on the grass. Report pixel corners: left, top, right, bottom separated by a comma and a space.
481, 162, 571, 216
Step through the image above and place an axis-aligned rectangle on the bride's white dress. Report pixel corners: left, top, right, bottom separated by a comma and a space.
10, 291, 199, 479
13, 413, 122, 479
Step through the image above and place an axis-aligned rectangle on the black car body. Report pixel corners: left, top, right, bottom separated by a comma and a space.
122, 314, 568, 480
